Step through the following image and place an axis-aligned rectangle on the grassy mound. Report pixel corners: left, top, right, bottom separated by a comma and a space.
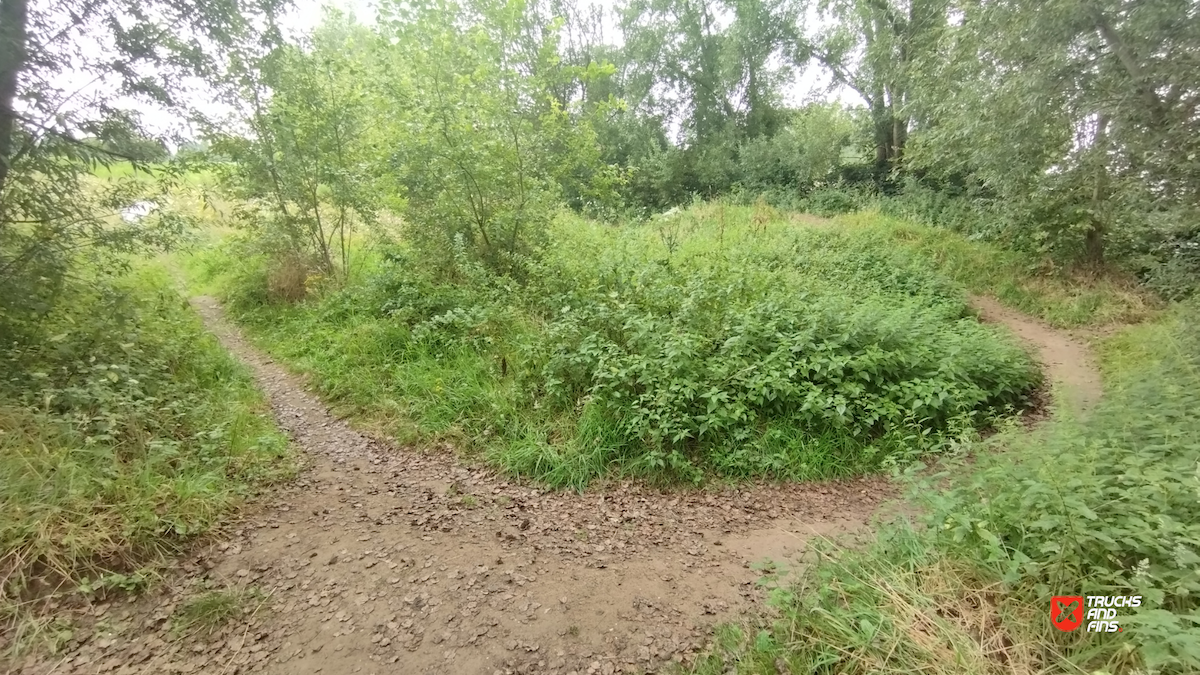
190, 204, 1039, 487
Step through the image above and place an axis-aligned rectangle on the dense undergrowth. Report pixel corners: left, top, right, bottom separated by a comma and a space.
0, 265, 292, 649
686, 300, 1200, 674
189, 204, 1041, 488
831, 210, 1157, 327
735, 188, 1160, 326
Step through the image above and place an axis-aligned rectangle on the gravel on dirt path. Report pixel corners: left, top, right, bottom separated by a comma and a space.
12, 297, 890, 675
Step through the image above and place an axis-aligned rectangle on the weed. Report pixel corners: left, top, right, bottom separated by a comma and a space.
1, 613, 75, 659
188, 205, 1044, 488
828, 210, 1157, 327
173, 587, 267, 636
689, 300, 1200, 674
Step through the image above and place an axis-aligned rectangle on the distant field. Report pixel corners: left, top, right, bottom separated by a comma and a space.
91, 160, 219, 187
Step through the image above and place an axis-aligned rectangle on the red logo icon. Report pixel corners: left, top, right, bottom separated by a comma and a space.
1051, 596, 1084, 631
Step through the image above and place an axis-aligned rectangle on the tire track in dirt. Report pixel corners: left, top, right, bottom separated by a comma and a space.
16, 297, 891, 675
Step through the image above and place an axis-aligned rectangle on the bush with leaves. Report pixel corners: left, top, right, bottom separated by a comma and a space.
210, 12, 385, 291
0, 266, 291, 613
0, 0, 284, 337
929, 301, 1200, 669
195, 204, 1041, 487
686, 301, 1200, 675
375, 0, 621, 275
518, 216, 1039, 480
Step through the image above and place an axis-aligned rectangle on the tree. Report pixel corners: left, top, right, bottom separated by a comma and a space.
0, 0, 286, 333
619, 0, 797, 144
376, 0, 620, 272
212, 11, 383, 278
794, 0, 948, 181
905, 0, 1200, 263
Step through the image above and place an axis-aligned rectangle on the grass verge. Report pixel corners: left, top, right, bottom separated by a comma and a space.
685, 299, 1200, 674
0, 264, 293, 655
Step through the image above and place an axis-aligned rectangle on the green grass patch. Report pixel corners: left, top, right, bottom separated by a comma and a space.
172, 586, 267, 637
687, 299, 1200, 674
0, 264, 293, 632
186, 203, 1039, 488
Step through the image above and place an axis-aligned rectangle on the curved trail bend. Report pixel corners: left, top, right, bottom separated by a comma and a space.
22, 297, 886, 675
970, 295, 1103, 413
17, 291, 1102, 675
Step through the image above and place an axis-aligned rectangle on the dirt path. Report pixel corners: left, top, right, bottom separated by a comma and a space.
15, 290, 1103, 675
17, 298, 889, 675
970, 295, 1103, 413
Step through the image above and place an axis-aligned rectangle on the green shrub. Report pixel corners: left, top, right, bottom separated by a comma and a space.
195, 205, 1040, 487
690, 301, 1200, 674
0, 265, 292, 610
929, 301, 1200, 669
521, 227, 1037, 481
801, 187, 866, 217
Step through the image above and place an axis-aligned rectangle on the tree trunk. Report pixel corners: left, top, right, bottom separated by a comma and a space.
892, 115, 907, 164
0, 0, 29, 196
1085, 114, 1110, 265
872, 101, 894, 180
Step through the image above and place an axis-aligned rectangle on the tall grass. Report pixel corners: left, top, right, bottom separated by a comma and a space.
687, 300, 1200, 674
827, 210, 1157, 327
0, 264, 292, 642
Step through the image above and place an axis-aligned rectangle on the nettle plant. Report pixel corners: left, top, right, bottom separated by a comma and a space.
523, 233, 1039, 480
930, 304, 1200, 669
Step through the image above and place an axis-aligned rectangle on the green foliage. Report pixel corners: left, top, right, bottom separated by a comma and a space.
195, 204, 1037, 488
736, 105, 858, 193
930, 302, 1200, 669
377, 0, 621, 273
830, 210, 1156, 327
172, 586, 267, 636
0, 265, 292, 612
211, 12, 384, 283
687, 528, 1047, 675
0, 0, 284, 333
521, 217, 1035, 483
799, 187, 866, 217
906, 0, 1200, 267
688, 301, 1200, 674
